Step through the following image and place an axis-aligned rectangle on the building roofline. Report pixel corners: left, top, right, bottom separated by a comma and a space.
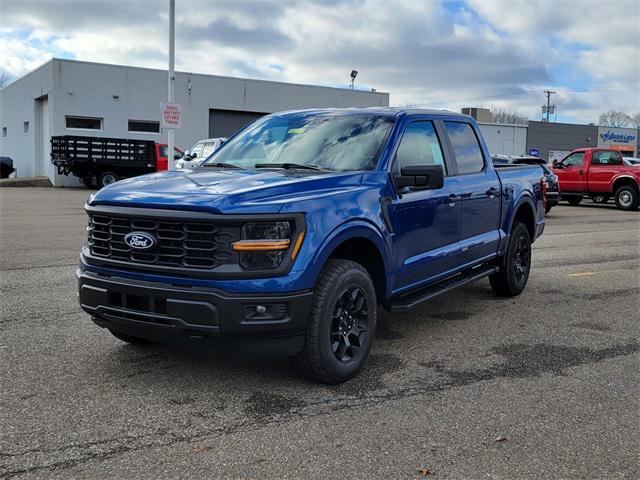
477, 121, 529, 128
0, 58, 55, 92
31, 58, 388, 96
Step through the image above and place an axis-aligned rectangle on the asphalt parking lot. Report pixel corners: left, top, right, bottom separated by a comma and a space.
1, 187, 639, 479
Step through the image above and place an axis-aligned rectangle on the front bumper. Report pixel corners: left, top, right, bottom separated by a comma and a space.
77, 269, 313, 356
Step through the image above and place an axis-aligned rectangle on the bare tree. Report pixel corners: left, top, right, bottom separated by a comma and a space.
598, 110, 632, 127
0, 73, 10, 88
490, 107, 528, 125
631, 112, 640, 128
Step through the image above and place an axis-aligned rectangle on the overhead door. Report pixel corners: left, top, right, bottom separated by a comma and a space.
208, 109, 267, 138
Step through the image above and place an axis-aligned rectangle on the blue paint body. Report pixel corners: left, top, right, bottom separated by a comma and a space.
84, 108, 545, 301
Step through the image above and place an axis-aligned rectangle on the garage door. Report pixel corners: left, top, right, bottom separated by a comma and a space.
208, 109, 267, 138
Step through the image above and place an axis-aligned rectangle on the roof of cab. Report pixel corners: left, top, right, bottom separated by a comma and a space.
270, 107, 471, 120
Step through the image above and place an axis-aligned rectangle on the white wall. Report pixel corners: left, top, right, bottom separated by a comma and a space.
0, 61, 54, 179
1, 59, 390, 186
478, 122, 528, 156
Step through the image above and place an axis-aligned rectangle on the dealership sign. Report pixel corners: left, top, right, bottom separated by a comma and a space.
597, 126, 637, 147
528, 148, 540, 157
161, 102, 182, 129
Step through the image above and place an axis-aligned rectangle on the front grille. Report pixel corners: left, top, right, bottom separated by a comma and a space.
87, 213, 240, 270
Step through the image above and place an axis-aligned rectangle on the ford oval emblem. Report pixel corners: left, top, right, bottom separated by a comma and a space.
124, 231, 157, 250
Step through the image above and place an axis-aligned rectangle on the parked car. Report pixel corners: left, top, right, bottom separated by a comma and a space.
552, 148, 640, 210
623, 157, 640, 166
176, 137, 226, 169
51, 135, 183, 188
491, 155, 560, 213
77, 108, 546, 384
0, 156, 15, 179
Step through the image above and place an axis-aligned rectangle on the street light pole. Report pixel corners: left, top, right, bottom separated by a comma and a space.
167, 0, 175, 169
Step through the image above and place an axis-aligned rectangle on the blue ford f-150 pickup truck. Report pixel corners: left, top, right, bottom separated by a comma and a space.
78, 108, 546, 383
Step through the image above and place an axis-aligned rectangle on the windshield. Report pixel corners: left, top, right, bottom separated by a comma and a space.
203, 113, 393, 171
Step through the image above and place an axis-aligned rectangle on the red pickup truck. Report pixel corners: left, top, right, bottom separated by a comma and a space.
552, 148, 640, 210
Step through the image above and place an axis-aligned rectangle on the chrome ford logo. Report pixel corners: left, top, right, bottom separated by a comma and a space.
124, 232, 156, 250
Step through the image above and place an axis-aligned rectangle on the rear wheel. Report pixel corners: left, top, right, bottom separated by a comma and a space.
591, 194, 609, 204
109, 329, 156, 346
97, 171, 118, 189
566, 196, 582, 206
297, 259, 377, 384
545, 204, 553, 214
614, 185, 639, 211
490, 222, 531, 297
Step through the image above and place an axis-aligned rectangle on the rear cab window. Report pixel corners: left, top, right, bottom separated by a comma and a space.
444, 121, 485, 174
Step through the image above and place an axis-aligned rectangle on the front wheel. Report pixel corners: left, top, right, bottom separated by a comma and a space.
490, 222, 531, 297
566, 196, 582, 206
614, 185, 639, 211
297, 259, 377, 384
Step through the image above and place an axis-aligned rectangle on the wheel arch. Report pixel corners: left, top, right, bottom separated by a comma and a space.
612, 175, 639, 193
310, 221, 391, 301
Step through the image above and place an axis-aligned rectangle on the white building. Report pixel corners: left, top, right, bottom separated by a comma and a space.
477, 122, 528, 156
0, 59, 389, 186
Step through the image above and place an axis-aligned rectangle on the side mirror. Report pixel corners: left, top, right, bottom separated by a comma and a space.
552, 160, 560, 168
394, 164, 444, 191
174, 152, 183, 160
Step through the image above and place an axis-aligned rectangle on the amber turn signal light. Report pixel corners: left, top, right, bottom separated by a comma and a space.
232, 239, 291, 251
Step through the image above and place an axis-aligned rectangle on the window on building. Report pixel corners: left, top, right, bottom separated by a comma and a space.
444, 121, 485, 174
23, 121, 29, 134
65, 116, 102, 130
128, 120, 160, 133
2, 127, 6, 137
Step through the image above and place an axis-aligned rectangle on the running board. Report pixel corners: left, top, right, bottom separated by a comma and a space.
385, 265, 498, 313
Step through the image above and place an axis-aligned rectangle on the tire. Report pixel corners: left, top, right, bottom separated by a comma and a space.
614, 185, 639, 211
109, 329, 156, 346
545, 204, 553, 214
82, 176, 94, 188
97, 171, 118, 189
591, 194, 609, 204
297, 259, 377, 384
490, 222, 531, 297
566, 196, 582, 206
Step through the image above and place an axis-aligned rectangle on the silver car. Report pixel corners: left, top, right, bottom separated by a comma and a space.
175, 137, 226, 169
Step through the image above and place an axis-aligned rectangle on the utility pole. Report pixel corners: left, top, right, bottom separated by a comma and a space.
542, 90, 556, 122
167, 0, 175, 169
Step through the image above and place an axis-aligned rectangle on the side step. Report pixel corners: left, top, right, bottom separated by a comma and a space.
385, 265, 498, 313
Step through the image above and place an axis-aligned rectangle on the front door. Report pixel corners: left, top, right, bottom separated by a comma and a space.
387, 120, 462, 293
555, 151, 586, 192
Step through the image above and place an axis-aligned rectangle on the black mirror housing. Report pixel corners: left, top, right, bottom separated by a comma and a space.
395, 164, 444, 191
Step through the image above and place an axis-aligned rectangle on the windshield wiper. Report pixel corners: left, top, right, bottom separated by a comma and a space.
254, 163, 327, 171
202, 162, 245, 169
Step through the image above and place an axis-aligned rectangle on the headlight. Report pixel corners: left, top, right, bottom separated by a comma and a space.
232, 221, 300, 271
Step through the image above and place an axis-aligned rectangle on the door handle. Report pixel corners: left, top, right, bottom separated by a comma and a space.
486, 187, 499, 198
579, 169, 584, 175
446, 194, 461, 206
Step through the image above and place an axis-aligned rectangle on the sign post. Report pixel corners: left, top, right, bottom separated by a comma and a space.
167, 0, 176, 169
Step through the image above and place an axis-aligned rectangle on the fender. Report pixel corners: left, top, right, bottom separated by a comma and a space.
610, 174, 640, 191
306, 219, 392, 291
498, 190, 538, 255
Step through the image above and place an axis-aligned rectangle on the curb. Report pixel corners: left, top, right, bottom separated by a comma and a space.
0, 177, 53, 188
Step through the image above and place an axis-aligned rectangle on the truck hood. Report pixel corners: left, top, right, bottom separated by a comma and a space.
88, 167, 368, 213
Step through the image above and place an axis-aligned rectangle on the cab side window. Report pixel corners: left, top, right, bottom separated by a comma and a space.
592, 151, 622, 165
562, 152, 584, 167
191, 143, 204, 158
444, 121, 485, 174
201, 142, 216, 158
394, 121, 445, 174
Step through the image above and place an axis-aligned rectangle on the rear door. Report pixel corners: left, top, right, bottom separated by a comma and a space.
555, 151, 586, 192
443, 121, 502, 265
388, 120, 463, 292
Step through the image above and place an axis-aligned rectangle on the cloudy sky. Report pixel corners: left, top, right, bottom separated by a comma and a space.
1, 0, 638, 123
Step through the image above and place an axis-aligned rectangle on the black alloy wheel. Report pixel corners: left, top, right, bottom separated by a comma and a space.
330, 286, 369, 362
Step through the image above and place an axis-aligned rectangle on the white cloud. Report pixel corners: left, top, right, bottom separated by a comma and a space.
0, 0, 638, 123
